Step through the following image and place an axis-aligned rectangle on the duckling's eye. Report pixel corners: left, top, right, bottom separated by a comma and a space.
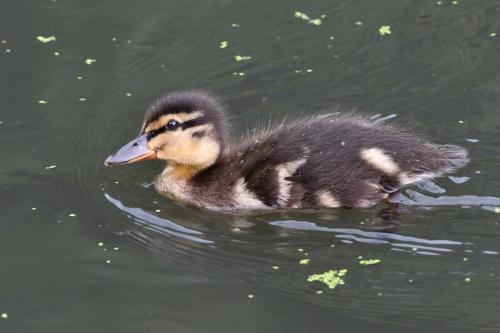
166, 120, 179, 130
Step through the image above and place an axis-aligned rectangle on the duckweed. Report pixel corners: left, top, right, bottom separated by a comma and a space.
85, 58, 96, 65
299, 258, 310, 265
37, 35, 57, 43
294, 11, 323, 26
45, 165, 57, 170
359, 259, 381, 266
234, 55, 251, 61
307, 269, 348, 289
309, 19, 322, 26
38, 100, 48, 104
1, 313, 8, 319
379, 25, 392, 36
294, 11, 310, 20
219, 41, 228, 49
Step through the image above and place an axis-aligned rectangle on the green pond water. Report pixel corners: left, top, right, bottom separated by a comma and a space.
2, 0, 500, 332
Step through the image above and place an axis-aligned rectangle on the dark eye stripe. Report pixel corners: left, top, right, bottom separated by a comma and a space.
146, 117, 207, 141
180, 117, 207, 129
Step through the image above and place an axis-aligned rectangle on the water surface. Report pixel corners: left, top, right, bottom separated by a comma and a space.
2, 0, 500, 332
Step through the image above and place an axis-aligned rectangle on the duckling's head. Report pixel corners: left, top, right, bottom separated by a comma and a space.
105, 91, 226, 175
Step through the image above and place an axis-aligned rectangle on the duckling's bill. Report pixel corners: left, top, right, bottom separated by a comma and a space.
104, 134, 157, 166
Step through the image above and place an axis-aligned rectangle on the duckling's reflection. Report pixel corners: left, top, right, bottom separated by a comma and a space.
102, 188, 500, 258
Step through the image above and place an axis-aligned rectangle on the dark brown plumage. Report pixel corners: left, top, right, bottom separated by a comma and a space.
105, 91, 469, 211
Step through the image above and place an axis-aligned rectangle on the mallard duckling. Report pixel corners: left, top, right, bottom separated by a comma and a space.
105, 91, 468, 211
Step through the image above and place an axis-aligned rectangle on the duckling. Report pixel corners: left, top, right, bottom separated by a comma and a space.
105, 91, 469, 211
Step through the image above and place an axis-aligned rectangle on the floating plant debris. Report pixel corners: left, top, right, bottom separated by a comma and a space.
359, 259, 381, 266
309, 18, 322, 26
234, 55, 251, 61
307, 269, 348, 289
219, 41, 228, 49
85, 58, 96, 65
294, 11, 323, 26
299, 258, 310, 265
37, 35, 57, 43
379, 25, 392, 36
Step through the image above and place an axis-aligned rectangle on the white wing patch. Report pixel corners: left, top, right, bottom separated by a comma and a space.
360, 147, 399, 175
232, 178, 267, 209
275, 158, 307, 207
316, 190, 341, 208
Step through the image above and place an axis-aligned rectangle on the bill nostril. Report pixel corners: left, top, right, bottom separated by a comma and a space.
133, 142, 138, 147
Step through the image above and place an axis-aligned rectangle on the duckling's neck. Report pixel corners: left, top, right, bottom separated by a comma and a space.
165, 161, 204, 181
154, 158, 229, 209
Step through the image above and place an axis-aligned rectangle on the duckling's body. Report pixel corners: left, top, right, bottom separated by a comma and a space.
105, 91, 469, 212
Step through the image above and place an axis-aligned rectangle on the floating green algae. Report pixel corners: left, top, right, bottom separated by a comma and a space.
294, 11, 323, 26
309, 18, 322, 26
37, 35, 56, 43
359, 259, 381, 266
378, 25, 391, 36
307, 269, 348, 289
294, 11, 310, 20
234, 55, 251, 61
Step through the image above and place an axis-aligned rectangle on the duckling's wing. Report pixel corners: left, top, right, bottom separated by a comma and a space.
222, 113, 469, 209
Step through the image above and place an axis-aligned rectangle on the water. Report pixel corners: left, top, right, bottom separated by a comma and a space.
2, 0, 500, 332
